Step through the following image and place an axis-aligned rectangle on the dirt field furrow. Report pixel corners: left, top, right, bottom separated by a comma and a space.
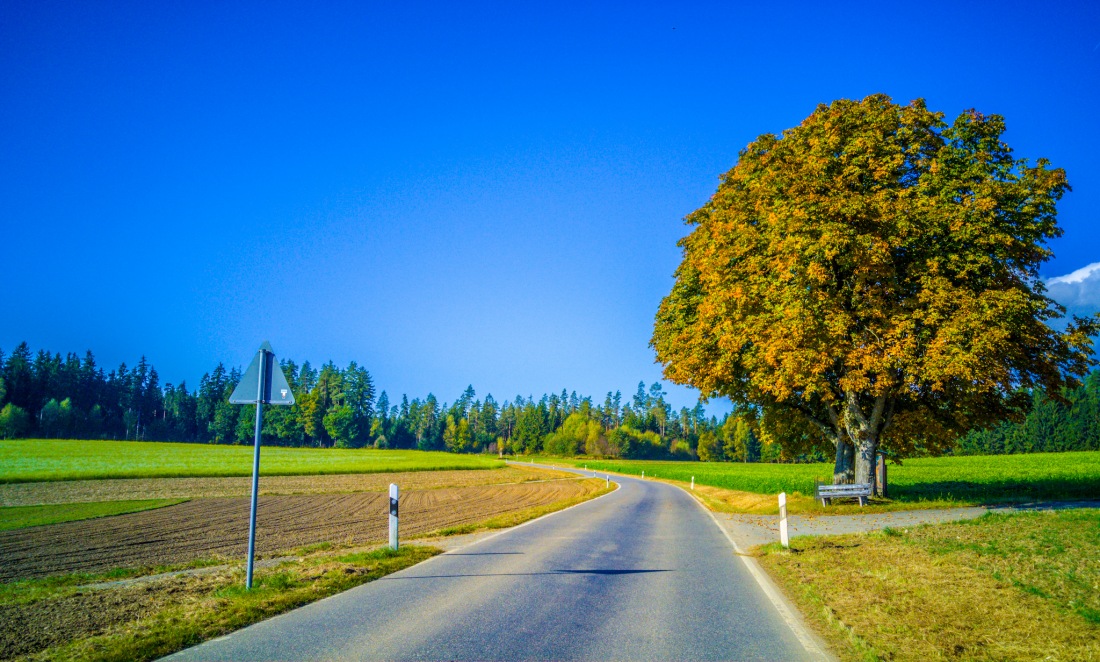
0, 479, 600, 582
0, 466, 567, 506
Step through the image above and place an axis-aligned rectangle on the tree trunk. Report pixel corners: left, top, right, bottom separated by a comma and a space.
854, 436, 877, 492
843, 391, 888, 492
833, 438, 854, 484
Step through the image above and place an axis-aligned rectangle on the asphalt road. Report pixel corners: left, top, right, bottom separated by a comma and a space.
167, 470, 817, 661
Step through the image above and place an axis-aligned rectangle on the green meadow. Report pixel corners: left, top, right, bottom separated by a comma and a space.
0, 499, 186, 530
549, 451, 1100, 504
0, 440, 504, 483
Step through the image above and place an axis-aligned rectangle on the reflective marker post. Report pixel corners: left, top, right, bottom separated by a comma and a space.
389, 483, 399, 550
229, 341, 295, 590
779, 492, 789, 548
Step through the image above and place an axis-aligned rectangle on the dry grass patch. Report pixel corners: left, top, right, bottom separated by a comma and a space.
660, 478, 961, 516
757, 509, 1100, 661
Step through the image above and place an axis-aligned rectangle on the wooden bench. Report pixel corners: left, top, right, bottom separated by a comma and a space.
815, 483, 872, 506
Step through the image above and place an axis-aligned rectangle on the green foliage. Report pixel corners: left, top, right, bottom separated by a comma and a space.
543, 412, 600, 456
721, 415, 755, 462
957, 372, 1100, 454
323, 404, 359, 448
0, 403, 30, 439
15, 340, 1095, 466
696, 430, 722, 461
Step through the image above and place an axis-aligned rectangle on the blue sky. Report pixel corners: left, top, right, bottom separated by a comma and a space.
1, 1, 1098, 411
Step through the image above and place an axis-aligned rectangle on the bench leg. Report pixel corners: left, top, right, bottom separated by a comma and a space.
858, 496, 866, 507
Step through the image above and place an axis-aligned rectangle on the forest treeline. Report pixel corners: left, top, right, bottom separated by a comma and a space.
0, 342, 1097, 458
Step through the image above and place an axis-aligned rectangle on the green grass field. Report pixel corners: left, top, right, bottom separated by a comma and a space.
544, 451, 1100, 504
0, 499, 187, 530
0, 440, 504, 483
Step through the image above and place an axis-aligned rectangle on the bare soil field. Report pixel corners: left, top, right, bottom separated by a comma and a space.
0, 478, 600, 582
0, 577, 179, 659
0, 465, 565, 507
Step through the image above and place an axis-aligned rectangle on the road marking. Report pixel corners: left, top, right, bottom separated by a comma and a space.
679, 486, 834, 662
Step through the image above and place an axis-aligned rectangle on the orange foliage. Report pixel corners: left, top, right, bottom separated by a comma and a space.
652, 94, 1098, 480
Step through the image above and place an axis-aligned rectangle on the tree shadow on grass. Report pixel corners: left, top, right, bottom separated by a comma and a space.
892, 476, 1100, 504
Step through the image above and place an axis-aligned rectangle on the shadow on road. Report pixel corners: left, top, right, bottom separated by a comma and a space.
382, 568, 671, 580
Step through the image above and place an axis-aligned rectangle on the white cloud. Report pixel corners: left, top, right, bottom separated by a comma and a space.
1046, 261, 1100, 319
1047, 261, 1100, 286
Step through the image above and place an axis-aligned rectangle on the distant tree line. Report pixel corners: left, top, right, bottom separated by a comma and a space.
0, 342, 1096, 459
954, 370, 1100, 455
0, 342, 730, 458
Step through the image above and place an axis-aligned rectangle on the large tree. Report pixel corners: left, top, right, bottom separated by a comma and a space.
652, 94, 1098, 488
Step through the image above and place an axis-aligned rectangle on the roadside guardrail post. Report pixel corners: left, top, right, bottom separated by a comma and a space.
389, 483, 399, 550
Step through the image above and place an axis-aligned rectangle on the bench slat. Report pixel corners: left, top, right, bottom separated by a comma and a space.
815, 482, 872, 507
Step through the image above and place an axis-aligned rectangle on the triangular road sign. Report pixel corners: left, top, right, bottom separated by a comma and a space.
229, 341, 295, 405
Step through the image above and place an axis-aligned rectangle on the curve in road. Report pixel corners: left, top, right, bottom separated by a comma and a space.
167, 468, 825, 661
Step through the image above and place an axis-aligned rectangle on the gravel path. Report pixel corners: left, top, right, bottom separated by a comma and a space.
713, 500, 1100, 549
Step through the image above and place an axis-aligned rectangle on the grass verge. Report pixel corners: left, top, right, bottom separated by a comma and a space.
3, 545, 440, 661
755, 509, 1100, 661
0, 499, 187, 531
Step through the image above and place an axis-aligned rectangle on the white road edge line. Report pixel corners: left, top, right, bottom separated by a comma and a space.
678, 484, 835, 662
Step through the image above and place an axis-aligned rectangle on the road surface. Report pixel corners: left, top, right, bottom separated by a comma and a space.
167, 469, 820, 661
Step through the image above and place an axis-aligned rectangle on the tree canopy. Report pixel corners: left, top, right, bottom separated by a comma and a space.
652, 94, 1099, 487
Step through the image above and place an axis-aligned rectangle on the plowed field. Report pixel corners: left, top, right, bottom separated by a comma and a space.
0, 478, 601, 581
0, 466, 566, 506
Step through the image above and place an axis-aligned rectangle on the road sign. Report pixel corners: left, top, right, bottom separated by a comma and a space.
230, 341, 294, 405
230, 341, 294, 590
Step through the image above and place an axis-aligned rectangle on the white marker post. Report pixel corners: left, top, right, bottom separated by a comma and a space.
642, 470, 645, 479
778, 492, 789, 548
606, 474, 609, 488
389, 483, 399, 550
691, 476, 695, 491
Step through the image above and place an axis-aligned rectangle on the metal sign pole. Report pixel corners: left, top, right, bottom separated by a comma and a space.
245, 349, 268, 590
